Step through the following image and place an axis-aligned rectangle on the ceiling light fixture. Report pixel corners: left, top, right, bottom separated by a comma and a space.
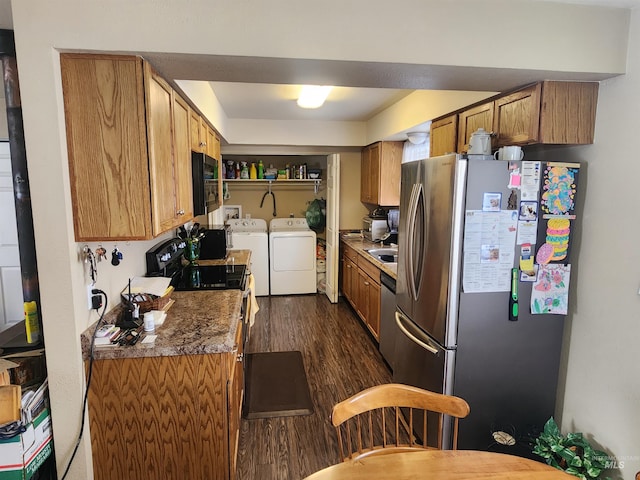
297, 85, 333, 109
406, 131, 429, 145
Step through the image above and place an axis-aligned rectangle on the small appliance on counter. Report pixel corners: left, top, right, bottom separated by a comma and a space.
363, 208, 389, 242
199, 225, 230, 260
381, 208, 399, 245
145, 238, 247, 291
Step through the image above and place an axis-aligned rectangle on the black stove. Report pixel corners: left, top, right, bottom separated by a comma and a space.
145, 238, 247, 291
175, 264, 247, 291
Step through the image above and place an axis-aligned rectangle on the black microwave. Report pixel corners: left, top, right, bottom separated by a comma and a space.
199, 225, 230, 260
192, 151, 218, 216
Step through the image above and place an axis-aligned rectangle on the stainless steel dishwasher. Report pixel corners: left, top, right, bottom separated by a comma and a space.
379, 271, 397, 371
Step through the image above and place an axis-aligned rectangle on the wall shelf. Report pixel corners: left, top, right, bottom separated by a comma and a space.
220, 178, 322, 193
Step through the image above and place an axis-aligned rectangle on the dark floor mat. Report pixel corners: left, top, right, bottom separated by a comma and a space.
243, 351, 314, 419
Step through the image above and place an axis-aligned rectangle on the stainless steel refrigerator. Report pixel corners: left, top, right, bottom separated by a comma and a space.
393, 154, 569, 454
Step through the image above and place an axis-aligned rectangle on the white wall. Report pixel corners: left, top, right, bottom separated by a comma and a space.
339, 152, 369, 230
7, 1, 639, 479
554, 9, 640, 478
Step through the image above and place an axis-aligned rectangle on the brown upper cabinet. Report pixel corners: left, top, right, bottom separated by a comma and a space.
361, 141, 403, 206
171, 92, 194, 228
432, 80, 598, 155
492, 83, 541, 146
429, 114, 458, 157
457, 101, 494, 153
190, 111, 221, 160
190, 109, 205, 153
61, 53, 199, 241
145, 65, 194, 236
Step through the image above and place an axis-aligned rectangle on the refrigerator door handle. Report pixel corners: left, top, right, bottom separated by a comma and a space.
406, 183, 422, 301
395, 311, 438, 355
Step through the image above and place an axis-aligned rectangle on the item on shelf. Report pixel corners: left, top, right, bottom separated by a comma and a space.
308, 168, 321, 179
258, 160, 264, 179
226, 160, 235, 179
235, 162, 241, 179
240, 162, 249, 179
277, 169, 287, 179
265, 168, 277, 180
249, 162, 257, 179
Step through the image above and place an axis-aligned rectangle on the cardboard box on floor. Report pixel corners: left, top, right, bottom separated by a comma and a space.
0, 387, 21, 426
0, 409, 53, 480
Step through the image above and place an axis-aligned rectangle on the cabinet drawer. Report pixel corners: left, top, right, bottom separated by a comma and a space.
343, 244, 359, 263
357, 255, 381, 284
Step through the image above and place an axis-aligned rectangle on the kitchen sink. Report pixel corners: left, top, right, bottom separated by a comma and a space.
367, 248, 398, 263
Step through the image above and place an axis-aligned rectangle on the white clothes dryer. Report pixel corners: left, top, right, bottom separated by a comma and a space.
226, 218, 269, 296
269, 218, 317, 295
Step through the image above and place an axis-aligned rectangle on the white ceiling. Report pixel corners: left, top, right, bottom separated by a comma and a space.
208, 82, 413, 122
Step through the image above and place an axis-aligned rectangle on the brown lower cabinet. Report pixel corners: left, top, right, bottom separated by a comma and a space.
341, 243, 381, 340
86, 322, 244, 480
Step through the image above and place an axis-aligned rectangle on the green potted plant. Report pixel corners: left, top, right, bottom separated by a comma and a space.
533, 417, 611, 480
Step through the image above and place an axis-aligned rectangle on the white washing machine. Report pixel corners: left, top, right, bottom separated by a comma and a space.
226, 219, 269, 296
269, 218, 317, 295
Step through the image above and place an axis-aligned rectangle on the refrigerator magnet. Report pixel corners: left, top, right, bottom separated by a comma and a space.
520, 264, 539, 282
482, 192, 502, 212
519, 201, 538, 221
519, 243, 535, 277
508, 169, 522, 189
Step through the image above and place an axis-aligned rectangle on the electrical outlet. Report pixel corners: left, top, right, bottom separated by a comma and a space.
86, 285, 94, 310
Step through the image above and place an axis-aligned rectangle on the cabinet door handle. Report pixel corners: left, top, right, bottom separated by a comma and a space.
237, 352, 244, 362
177, 209, 185, 215
364, 281, 370, 286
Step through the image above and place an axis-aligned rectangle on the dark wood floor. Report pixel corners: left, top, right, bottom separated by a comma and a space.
236, 294, 392, 480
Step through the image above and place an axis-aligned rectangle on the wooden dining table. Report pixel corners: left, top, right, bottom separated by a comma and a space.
303, 450, 574, 479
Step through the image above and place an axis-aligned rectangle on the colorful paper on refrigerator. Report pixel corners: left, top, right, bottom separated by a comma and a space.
531, 264, 571, 315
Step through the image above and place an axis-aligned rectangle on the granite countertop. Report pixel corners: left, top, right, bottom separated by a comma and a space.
80, 249, 251, 361
340, 233, 398, 279
81, 289, 243, 360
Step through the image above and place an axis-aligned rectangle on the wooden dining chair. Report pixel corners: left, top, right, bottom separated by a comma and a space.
331, 383, 470, 462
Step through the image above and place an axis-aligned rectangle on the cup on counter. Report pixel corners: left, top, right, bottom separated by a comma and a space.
494, 146, 524, 161
143, 312, 155, 332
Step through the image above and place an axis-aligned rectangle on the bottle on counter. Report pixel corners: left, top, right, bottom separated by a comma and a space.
249, 162, 257, 179
258, 160, 264, 179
